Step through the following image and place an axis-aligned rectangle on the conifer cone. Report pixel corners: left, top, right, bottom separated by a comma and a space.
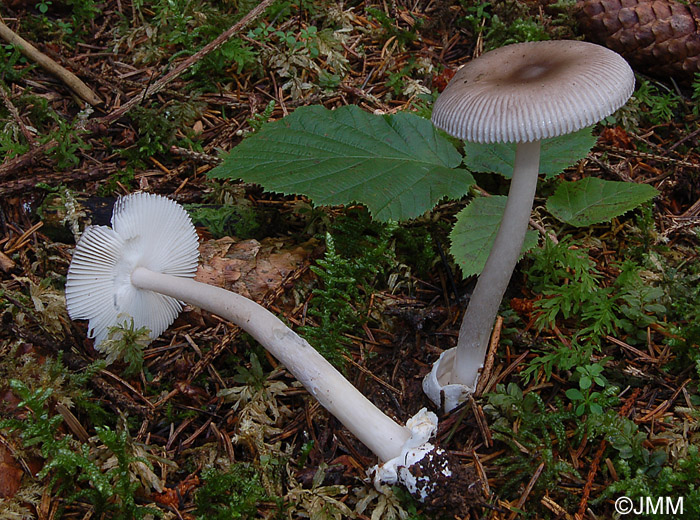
575, 0, 700, 85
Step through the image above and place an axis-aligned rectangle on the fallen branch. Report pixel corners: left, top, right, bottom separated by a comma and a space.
95, 0, 276, 127
0, 20, 102, 106
0, 139, 57, 180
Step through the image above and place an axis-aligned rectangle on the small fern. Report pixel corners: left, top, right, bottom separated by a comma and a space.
484, 383, 579, 499
0, 379, 160, 519
300, 214, 397, 369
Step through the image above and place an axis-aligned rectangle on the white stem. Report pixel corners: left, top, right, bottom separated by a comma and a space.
452, 140, 541, 386
131, 267, 410, 462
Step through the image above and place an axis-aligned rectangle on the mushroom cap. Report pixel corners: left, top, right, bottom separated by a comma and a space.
65, 192, 199, 348
431, 40, 635, 143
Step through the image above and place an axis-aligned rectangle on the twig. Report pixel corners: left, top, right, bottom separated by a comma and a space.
0, 162, 107, 196
0, 139, 56, 180
0, 20, 102, 106
509, 462, 545, 520
95, 0, 276, 127
476, 315, 503, 396
599, 144, 699, 170
170, 145, 221, 165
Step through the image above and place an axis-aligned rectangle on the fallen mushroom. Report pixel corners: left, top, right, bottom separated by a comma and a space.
426, 40, 635, 411
65, 192, 477, 503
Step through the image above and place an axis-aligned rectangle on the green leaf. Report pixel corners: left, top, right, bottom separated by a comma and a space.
209, 105, 474, 221
579, 376, 592, 390
462, 127, 597, 179
566, 388, 584, 401
546, 177, 659, 227
589, 403, 603, 415
449, 195, 539, 278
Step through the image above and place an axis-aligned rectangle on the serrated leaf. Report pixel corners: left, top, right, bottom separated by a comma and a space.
463, 127, 598, 179
546, 177, 659, 227
449, 196, 539, 278
209, 105, 474, 221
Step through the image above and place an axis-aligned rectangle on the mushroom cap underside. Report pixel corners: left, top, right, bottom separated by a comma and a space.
65, 192, 200, 348
431, 40, 635, 143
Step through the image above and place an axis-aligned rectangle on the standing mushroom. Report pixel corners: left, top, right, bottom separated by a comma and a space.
425, 40, 635, 411
65, 192, 476, 503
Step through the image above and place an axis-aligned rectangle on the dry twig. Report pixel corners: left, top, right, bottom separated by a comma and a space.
0, 20, 102, 105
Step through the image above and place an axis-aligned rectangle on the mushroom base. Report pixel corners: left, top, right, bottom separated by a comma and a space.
375, 443, 481, 513
422, 348, 476, 412
371, 407, 481, 511
405, 449, 481, 513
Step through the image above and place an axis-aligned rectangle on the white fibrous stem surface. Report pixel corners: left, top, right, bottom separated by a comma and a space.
425, 141, 542, 411
131, 267, 411, 463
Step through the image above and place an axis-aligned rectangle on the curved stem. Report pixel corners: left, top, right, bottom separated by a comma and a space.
131, 267, 411, 462
452, 140, 541, 386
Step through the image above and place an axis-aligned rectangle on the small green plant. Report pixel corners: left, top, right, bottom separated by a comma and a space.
35, 0, 52, 14
299, 212, 397, 368
459, 0, 551, 50
525, 237, 666, 342
633, 79, 682, 125
0, 93, 91, 169
98, 168, 136, 196
366, 7, 421, 47
195, 464, 276, 520
520, 338, 593, 384
300, 233, 370, 368
246, 100, 276, 133
97, 318, 151, 376
484, 383, 579, 500
0, 380, 159, 519
692, 73, 700, 116
0, 44, 31, 83
565, 362, 619, 417
597, 444, 700, 519
659, 245, 700, 368
186, 203, 260, 239
121, 101, 204, 165
0, 119, 30, 161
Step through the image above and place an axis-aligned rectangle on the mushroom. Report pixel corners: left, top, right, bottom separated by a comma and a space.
65, 192, 469, 500
425, 40, 635, 411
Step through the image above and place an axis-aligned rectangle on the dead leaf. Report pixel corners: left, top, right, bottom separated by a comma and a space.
196, 237, 316, 301
152, 474, 200, 508
0, 445, 24, 498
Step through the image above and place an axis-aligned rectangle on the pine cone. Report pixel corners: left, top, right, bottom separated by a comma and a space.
576, 0, 700, 85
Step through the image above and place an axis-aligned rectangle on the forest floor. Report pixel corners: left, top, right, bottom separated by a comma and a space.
0, 1, 699, 519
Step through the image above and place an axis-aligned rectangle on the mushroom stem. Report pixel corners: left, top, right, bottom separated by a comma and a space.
452, 140, 541, 386
130, 266, 411, 462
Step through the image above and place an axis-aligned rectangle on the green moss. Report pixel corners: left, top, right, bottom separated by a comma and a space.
195, 464, 279, 520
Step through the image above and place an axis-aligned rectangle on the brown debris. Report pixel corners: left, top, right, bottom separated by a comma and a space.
408, 449, 482, 514
0, 21, 102, 105
0, 444, 24, 498
196, 236, 317, 302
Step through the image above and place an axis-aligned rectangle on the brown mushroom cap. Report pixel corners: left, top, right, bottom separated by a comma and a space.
431, 40, 635, 143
